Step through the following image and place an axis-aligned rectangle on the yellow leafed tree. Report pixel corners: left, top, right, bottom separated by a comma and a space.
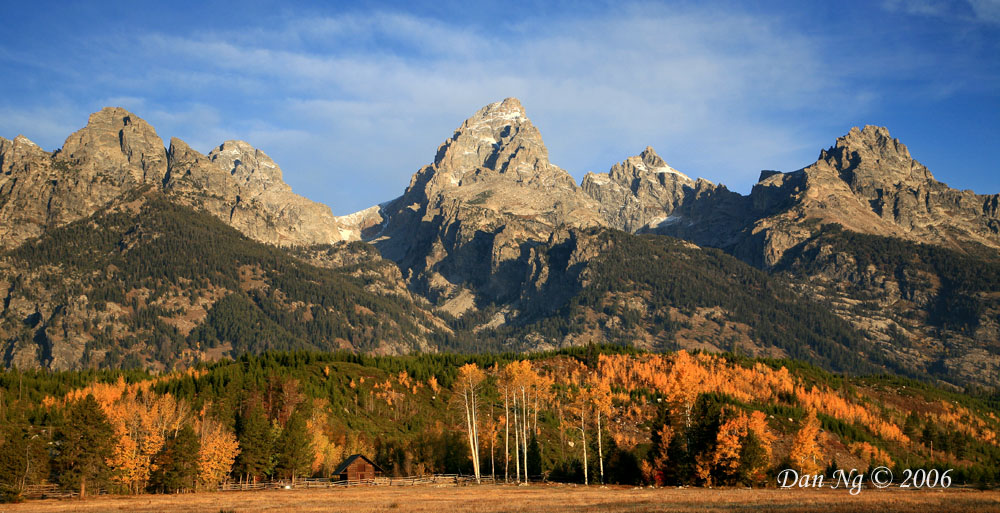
198, 416, 240, 490
790, 409, 823, 474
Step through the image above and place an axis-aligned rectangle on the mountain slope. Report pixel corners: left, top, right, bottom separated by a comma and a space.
464, 227, 905, 376
774, 225, 1000, 387
0, 191, 454, 370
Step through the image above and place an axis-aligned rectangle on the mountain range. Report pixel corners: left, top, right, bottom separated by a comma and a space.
2, 99, 998, 388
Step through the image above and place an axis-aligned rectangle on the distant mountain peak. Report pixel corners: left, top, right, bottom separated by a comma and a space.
207, 140, 289, 193
424, 96, 574, 191
833, 124, 912, 162
12, 134, 40, 149
370, 98, 605, 301
58, 106, 168, 186
817, 125, 932, 189
582, 146, 696, 232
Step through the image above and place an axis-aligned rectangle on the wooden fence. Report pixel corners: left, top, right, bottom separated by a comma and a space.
23, 484, 79, 499
217, 474, 497, 492
24, 475, 502, 498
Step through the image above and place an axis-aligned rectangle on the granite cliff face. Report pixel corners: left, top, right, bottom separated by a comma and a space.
581, 146, 695, 232
0, 107, 355, 251
730, 125, 1000, 266
1, 108, 166, 249
367, 98, 606, 308
165, 138, 353, 247
583, 125, 1000, 268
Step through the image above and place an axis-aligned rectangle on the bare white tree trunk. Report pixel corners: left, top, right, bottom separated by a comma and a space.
597, 410, 604, 484
471, 385, 481, 482
522, 387, 529, 482
581, 414, 589, 486
534, 393, 539, 435
504, 390, 510, 483
462, 389, 480, 482
514, 395, 521, 483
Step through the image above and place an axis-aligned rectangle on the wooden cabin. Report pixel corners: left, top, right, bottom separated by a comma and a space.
333, 454, 384, 483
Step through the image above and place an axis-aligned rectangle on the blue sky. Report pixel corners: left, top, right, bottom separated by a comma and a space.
1, 0, 998, 214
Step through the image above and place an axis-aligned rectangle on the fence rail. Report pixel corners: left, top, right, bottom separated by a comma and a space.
218, 474, 497, 492
23, 474, 504, 498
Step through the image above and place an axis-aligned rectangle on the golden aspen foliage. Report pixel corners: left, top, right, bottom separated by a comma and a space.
790, 409, 823, 474
197, 416, 239, 489
849, 441, 892, 467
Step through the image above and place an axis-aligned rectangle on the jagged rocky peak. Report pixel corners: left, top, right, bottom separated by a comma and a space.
206, 140, 291, 193
1, 135, 47, 173
165, 137, 232, 194
164, 137, 355, 247
817, 125, 933, 188
836, 125, 911, 160
0, 107, 174, 250
734, 125, 1000, 266
370, 98, 606, 304
612, 146, 692, 183
428, 97, 577, 190
383, 96, 604, 230
11, 134, 42, 151
581, 145, 695, 232
57, 107, 168, 185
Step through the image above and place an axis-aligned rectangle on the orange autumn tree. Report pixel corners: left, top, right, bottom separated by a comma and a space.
789, 409, 823, 474
662, 351, 709, 430
849, 442, 892, 468
588, 375, 613, 484
66, 381, 190, 494
456, 363, 486, 483
711, 408, 774, 485
197, 414, 239, 490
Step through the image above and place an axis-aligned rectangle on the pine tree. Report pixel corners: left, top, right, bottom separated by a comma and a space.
527, 434, 542, 477
234, 403, 274, 482
737, 431, 768, 486
275, 409, 312, 482
149, 425, 200, 493
903, 411, 921, 440
53, 395, 114, 498
0, 416, 49, 502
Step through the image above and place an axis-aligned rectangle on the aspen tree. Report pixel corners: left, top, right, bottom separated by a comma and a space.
590, 379, 613, 484
790, 409, 823, 474
456, 363, 485, 482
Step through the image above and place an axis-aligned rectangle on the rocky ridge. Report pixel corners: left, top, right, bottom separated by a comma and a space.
581, 125, 1000, 267
365, 98, 607, 307
1, 107, 356, 251
581, 146, 695, 232
3, 99, 1000, 387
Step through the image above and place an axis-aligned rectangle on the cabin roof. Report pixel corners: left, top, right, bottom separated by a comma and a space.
332, 454, 384, 475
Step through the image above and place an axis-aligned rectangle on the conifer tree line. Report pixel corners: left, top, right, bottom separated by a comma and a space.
1, 347, 998, 502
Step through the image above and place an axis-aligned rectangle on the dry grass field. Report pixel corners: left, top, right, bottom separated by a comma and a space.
2, 485, 999, 513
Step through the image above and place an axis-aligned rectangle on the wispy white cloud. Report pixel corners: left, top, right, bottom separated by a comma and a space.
969, 0, 1000, 23
111, 7, 860, 208
2, 3, 995, 211
883, 0, 1000, 23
